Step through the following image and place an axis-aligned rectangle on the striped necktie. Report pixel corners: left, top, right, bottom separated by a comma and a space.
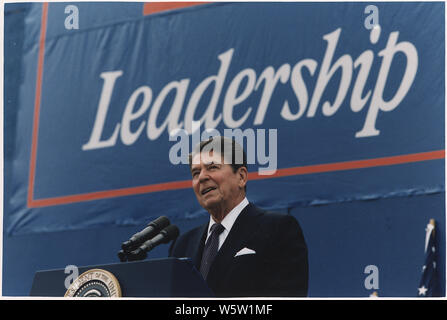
200, 223, 225, 280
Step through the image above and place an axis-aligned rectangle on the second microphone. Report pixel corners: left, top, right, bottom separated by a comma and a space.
121, 216, 171, 253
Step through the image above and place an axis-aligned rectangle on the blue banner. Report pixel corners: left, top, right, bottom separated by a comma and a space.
5, 2, 444, 235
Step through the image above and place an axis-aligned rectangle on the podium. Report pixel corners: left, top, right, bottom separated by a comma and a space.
30, 257, 214, 297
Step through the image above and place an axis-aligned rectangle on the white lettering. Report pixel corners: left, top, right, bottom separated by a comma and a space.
350, 51, 373, 112
83, 27, 419, 151
281, 59, 317, 120
308, 28, 353, 117
254, 64, 291, 124
121, 86, 152, 145
147, 79, 188, 140
356, 31, 418, 137
184, 49, 234, 134
82, 70, 123, 150
223, 68, 256, 128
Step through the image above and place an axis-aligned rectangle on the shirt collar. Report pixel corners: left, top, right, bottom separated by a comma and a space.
207, 197, 249, 235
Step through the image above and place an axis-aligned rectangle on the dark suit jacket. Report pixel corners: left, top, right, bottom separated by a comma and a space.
169, 203, 308, 297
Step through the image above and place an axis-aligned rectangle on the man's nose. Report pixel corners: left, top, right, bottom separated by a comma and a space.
198, 169, 209, 183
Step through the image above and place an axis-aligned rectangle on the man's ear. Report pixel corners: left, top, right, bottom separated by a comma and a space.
238, 166, 248, 188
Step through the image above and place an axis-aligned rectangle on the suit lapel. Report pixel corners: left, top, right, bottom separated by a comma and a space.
206, 203, 261, 288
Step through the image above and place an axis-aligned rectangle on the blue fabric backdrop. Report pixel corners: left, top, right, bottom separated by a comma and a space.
4, 2, 444, 297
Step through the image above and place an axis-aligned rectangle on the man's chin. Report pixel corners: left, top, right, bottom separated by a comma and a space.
200, 198, 221, 211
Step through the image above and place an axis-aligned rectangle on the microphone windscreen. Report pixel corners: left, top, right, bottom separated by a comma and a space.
161, 224, 180, 242
151, 216, 170, 229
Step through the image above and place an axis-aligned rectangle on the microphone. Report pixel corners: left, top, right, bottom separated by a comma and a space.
127, 224, 180, 262
121, 216, 170, 253
117, 250, 128, 263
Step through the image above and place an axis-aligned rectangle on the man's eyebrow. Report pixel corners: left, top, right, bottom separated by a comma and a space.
190, 167, 200, 173
205, 161, 222, 166
190, 160, 222, 172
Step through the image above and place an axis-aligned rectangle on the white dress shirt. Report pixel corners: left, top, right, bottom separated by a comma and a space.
205, 197, 249, 251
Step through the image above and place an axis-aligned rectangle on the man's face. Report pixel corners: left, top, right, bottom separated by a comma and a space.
190, 151, 245, 212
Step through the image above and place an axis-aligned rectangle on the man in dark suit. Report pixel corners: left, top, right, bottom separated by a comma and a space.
169, 136, 308, 297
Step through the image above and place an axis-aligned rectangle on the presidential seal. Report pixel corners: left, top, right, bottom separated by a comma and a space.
65, 269, 122, 297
